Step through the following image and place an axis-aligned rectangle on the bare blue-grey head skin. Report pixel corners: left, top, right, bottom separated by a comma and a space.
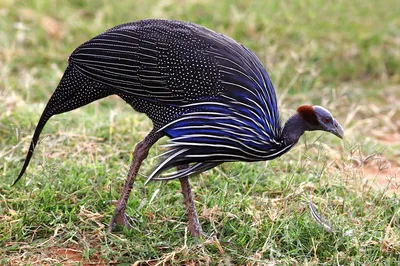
313, 105, 344, 139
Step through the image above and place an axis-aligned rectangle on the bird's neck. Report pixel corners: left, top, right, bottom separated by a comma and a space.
282, 113, 306, 145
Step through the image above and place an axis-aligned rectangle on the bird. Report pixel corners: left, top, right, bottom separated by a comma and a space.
14, 19, 344, 237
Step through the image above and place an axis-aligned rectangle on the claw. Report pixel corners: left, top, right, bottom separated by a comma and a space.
108, 210, 136, 232
107, 201, 136, 233
115, 212, 134, 228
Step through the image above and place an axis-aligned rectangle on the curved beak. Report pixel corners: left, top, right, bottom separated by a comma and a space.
331, 119, 344, 139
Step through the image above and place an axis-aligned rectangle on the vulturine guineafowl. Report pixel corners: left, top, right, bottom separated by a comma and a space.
14, 19, 344, 237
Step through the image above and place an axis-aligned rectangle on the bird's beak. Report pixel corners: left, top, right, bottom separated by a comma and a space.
331, 119, 344, 139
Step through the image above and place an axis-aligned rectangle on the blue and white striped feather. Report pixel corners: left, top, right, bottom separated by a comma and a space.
68, 19, 289, 182
147, 42, 289, 181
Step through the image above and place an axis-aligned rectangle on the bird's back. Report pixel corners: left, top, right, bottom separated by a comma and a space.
69, 20, 223, 104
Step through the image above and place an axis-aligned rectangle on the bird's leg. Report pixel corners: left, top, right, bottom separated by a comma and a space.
178, 165, 203, 237
108, 130, 163, 233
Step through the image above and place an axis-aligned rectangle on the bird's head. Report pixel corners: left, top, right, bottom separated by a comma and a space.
297, 105, 344, 139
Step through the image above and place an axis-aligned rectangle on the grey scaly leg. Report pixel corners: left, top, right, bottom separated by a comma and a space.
108, 129, 163, 232
178, 166, 203, 237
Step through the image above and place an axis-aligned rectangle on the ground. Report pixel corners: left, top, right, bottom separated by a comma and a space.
0, 0, 399, 265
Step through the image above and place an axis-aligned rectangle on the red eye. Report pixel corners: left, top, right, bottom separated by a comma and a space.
323, 118, 330, 123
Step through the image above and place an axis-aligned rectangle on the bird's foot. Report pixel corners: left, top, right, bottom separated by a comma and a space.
187, 217, 204, 237
107, 200, 136, 233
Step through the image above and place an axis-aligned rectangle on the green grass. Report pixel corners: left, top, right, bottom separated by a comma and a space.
1, 0, 399, 264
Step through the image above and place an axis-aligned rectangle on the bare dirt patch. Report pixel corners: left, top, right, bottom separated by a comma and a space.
49, 245, 108, 266
375, 132, 400, 145
48, 246, 85, 265
7, 244, 107, 266
359, 157, 400, 196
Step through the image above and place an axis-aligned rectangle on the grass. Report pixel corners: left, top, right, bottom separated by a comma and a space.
1, 0, 399, 264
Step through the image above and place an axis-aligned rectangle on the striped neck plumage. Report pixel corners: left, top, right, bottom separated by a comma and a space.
281, 113, 306, 146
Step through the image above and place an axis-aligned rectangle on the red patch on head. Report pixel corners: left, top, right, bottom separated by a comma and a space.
297, 105, 319, 125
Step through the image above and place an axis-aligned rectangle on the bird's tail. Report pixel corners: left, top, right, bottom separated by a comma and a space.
13, 64, 112, 185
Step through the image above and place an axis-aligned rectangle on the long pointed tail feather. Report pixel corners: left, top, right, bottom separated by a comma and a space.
12, 110, 52, 185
